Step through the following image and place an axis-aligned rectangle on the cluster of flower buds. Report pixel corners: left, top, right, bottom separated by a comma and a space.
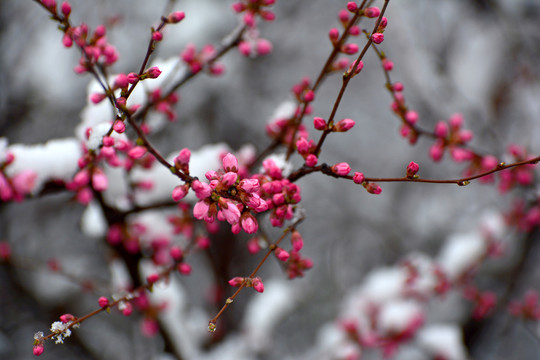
498, 144, 536, 192
231, 0, 275, 28
229, 276, 265, 292
429, 113, 474, 162
0, 153, 37, 202
508, 290, 540, 321
254, 158, 302, 227
150, 88, 180, 121
188, 153, 270, 234
238, 28, 273, 57
181, 43, 224, 75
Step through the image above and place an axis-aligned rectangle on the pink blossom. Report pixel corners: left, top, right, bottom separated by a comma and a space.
429, 140, 445, 162
12, 170, 37, 194
449, 113, 464, 130
192, 180, 212, 199
222, 153, 238, 172
98, 296, 109, 308
404, 110, 418, 124
328, 28, 340, 43
128, 146, 147, 159
450, 147, 474, 162
94, 24, 106, 38
92, 169, 108, 191
170, 246, 183, 261
146, 273, 159, 284
256, 39, 273, 55
382, 59, 394, 71
303, 90, 315, 102
371, 33, 384, 44
331, 162, 351, 176
221, 199, 241, 224
341, 43, 359, 54
172, 185, 187, 201
241, 212, 258, 234
113, 120, 126, 133
275, 247, 290, 261
114, 73, 129, 89
193, 200, 210, 220
141, 318, 159, 337
90, 92, 106, 104
127, 72, 139, 84
296, 137, 310, 154
246, 193, 268, 212
145, 66, 161, 79
239, 178, 260, 193
152, 31, 163, 42
33, 344, 44, 356
42, 0, 56, 10
347, 2, 358, 12
252, 277, 264, 293
406, 161, 419, 178
222, 172, 238, 187
291, 231, 304, 251
364, 7, 380, 18
247, 237, 261, 254
61, 2, 71, 16
313, 116, 326, 130
353, 172, 365, 184
365, 182, 382, 194
167, 11, 185, 23
335, 118, 355, 132
229, 277, 245, 287
177, 262, 192, 275
238, 41, 251, 56
305, 154, 318, 167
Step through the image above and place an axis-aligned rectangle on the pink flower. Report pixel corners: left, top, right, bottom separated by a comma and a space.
90, 92, 106, 104
167, 11, 185, 23
241, 212, 258, 234
256, 38, 273, 55
192, 180, 212, 199
371, 33, 384, 44
406, 161, 419, 178
128, 146, 147, 159
296, 137, 310, 154
61, 2, 71, 16
404, 110, 418, 125
365, 182, 382, 194
98, 296, 109, 308
328, 28, 340, 43
434, 121, 448, 138
331, 162, 351, 176
127, 72, 139, 84
239, 178, 260, 193
170, 246, 183, 261
341, 43, 359, 54
172, 185, 187, 201
221, 172, 238, 187
303, 90, 315, 102
222, 153, 238, 172
193, 200, 210, 220
12, 170, 37, 195
177, 262, 192, 275
291, 231, 304, 251
275, 247, 290, 261
228, 276, 245, 287
353, 172, 365, 184
152, 31, 163, 42
305, 154, 318, 167
252, 277, 264, 293
347, 2, 358, 12
221, 200, 241, 224
335, 118, 355, 132
364, 7, 380, 18
145, 66, 161, 79
313, 117, 327, 130
33, 344, 44, 356
113, 120, 126, 133
92, 169, 108, 191
429, 140, 445, 162
146, 273, 159, 284
382, 59, 394, 71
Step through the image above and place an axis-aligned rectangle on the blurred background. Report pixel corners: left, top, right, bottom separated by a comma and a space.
1, 0, 540, 359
